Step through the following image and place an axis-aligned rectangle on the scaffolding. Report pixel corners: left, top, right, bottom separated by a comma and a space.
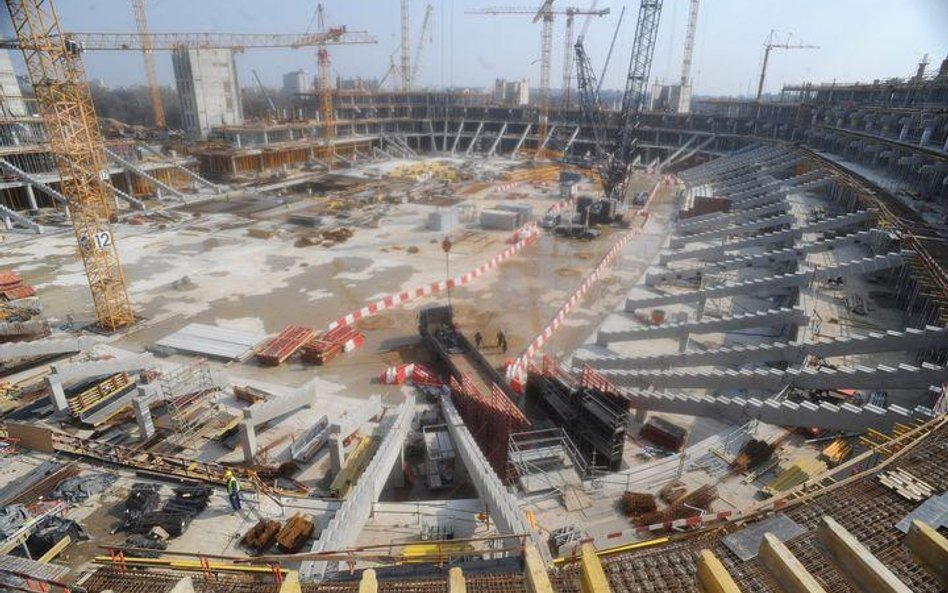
507, 428, 588, 494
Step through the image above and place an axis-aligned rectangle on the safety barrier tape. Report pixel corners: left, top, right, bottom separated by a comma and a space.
504, 178, 665, 391
325, 197, 574, 333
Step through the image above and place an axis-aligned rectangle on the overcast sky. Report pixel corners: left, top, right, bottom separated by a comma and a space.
5, 0, 947, 96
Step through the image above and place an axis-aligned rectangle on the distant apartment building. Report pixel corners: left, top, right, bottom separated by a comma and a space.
493, 78, 530, 106
282, 69, 308, 95
172, 48, 243, 138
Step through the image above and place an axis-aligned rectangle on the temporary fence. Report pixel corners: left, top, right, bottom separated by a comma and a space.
505, 178, 664, 392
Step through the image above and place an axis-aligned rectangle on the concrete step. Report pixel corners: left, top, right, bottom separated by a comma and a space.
104, 147, 185, 199
581, 324, 948, 370
631, 252, 907, 310
647, 230, 881, 286
602, 361, 947, 391
659, 211, 879, 264
0, 203, 41, 233
0, 335, 98, 363
596, 307, 806, 346
621, 388, 934, 432
727, 170, 825, 201
677, 201, 790, 233
669, 213, 797, 248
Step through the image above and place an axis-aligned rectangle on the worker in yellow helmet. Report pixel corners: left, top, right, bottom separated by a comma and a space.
225, 470, 241, 511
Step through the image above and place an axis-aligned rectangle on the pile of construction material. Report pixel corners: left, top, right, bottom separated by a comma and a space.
620, 491, 658, 518
255, 325, 315, 366
639, 418, 688, 451
0, 270, 36, 302
300, 325, 364, 365
730, 438, 776, 473
762, 458, 828, 497
242, 513, 314, 554
0, 270, 47, 343
118, 483, 212, 538
633, 484, 718, 527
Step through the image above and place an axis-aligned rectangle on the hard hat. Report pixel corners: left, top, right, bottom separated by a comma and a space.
225, 470, 234, 477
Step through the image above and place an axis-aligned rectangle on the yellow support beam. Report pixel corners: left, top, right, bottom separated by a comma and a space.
579, 543, 612, 593
93, 556, 286, 576
448, 566, 467, 593
696, 549, 742, 593
37, 535, 71, 563
905, 520, 948, 589
524, 545, 555, 593
758, 533, 826, 593
818, 516, 912, 593
359, 568, 378, 593
279, 570, 302, 593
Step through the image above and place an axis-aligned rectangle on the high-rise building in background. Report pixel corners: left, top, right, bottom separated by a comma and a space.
282, 69, 308, 95
172, 48, 243, 138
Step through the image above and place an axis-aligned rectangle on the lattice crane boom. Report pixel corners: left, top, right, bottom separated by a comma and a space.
756, 29, 818, 100
131, 0, 165, 128
5, 0, 134, 330
410, 4, 433, 90
602, 0, 662, 199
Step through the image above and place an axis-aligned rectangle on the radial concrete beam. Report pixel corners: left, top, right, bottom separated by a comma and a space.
647, 230, 882, 286
677, 201, 790, 234
618, 388, 931, 432
582, 324, 948, 371
669, 214, 796, 249
659, 210, 877, 265
596, 307, 805, 347
629, 252, 906, 310
602, 361, 946, 391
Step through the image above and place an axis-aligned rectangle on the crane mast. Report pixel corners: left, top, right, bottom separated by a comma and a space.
410, 4, 433, 90
756, 30, 818, 100
316, 4, 335, 166
5, 0, 134, 330
400, 0, 411, 91
131, 0, 165, 129
602, 0, 662, 199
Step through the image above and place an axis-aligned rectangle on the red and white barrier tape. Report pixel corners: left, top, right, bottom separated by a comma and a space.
505, 180, 661, 391
563, 495, 794, 555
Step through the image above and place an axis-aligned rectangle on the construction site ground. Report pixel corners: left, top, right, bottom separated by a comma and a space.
0, 158, 683, 574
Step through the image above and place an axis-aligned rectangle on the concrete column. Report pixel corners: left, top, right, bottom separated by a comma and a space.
818, 515, 912, 593
132, 395, 155, 440
25, 185, 37, 210
696, 549, 742, 593
329, 429, 345, 475
633, 408, 648, 424
898, 123, 910, 142
448, 566, 467, 593
696, 296, 707, 321
905, 520, 948, 589
2, 215, 11, 230
239, 414, 258, 463
759, 533, 826, 593
920, 126, 933, 147
943, 135, 948, 153
45, 375, 69, 413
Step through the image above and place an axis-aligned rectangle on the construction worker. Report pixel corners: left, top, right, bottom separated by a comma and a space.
497, 330, 508, 353
474, 331, 482, 349
225, 470, 241, 511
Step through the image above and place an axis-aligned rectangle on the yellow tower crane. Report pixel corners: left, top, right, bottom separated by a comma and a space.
5, 0, 135, 331
131, 0, 165, 129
